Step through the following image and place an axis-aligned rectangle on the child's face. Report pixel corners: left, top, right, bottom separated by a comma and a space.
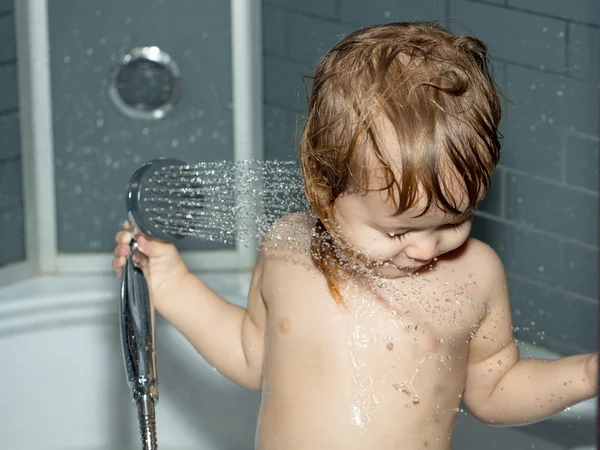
331, 187, 474, 279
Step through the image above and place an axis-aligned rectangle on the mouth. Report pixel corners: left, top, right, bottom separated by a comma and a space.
370, 261, 418, 276
370, 259, 436, 277
326, 238, 435, 276
381, 259, 430, 270
410, 260, 432, 269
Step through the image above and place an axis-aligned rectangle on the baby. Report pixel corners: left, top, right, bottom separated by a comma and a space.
113, 22, 597, 450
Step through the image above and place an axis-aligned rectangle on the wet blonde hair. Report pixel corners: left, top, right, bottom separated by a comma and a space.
299, 22, 503, 305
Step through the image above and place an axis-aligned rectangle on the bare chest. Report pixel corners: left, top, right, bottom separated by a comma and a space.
266, 265, 487, 368
338, 269, 487, 346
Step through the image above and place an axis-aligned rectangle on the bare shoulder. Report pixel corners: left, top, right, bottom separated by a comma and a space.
465, 237, 504, 274
438, 237, 507, 297
443, 237, 502, 269
259, 210, 323, 283
259, 211, 329, 305
260, 210, 317, 260
459, 237, 502, 266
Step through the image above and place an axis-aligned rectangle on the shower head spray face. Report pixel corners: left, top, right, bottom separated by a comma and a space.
126, 157, 187, 243
125, 157, 309, 245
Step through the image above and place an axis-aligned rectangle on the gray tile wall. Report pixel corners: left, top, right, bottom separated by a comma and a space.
0, 2, 26, 268
262, 0, 599, 353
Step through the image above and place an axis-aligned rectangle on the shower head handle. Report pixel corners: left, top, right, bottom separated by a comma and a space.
120, 240, 159, 400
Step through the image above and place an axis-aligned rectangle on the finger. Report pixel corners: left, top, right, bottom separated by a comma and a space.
114, 243, 131, 258
124, 219, 132, 230
115, 230, 134, 244
115, 230, 126, 244
112, 255, 126, 272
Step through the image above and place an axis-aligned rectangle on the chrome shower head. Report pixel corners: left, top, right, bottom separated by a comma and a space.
124, 157, 309, 246
126, 157, 187, 243
123, 157, 199, 450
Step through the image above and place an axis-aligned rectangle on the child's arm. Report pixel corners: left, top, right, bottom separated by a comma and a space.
156, 256, 267, 391
462, 242, 597, 426
114, 223, 267, 391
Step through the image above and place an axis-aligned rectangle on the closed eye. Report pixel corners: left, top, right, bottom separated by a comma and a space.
386, 231, 408, 242
441, 219, 470, 231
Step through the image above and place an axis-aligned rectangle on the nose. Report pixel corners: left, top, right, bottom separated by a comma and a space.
405, 238, 438, 263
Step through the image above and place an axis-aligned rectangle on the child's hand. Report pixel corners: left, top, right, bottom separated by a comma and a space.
112, 220, 190, 308
585, 353, 598, 393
